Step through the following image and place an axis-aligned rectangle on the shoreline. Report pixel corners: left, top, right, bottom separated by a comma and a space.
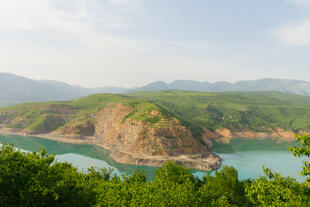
0, 127, 222, 172
1, 127, 298, 172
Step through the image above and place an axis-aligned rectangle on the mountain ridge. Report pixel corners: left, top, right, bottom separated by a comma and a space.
134, 78, 310, 95
3, 72, 310, 107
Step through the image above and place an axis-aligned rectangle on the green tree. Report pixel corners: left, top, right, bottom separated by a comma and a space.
246, 167, 309, 207
0, 143, 95, 207
149, 161, 200, 207
289, 134, 310, 183
199, 166, 250, 206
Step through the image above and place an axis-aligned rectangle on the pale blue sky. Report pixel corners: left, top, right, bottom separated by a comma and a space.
0, 0, 310, 87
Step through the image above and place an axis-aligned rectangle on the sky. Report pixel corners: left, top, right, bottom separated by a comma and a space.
0, 0, 310, 87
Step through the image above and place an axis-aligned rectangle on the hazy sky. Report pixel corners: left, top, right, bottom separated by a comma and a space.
1, 0, 310, 87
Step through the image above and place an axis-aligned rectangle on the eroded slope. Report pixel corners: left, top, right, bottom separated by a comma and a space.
0, 94, 221, 171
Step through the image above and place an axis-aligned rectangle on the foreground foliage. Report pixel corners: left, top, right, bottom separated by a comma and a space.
0, 135, 309, 206
290, 134, 310, 183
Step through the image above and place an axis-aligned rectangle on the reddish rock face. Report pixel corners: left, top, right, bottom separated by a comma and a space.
93, 104, 209, 157
58, 121, 95, 137
202, 128, 299, 143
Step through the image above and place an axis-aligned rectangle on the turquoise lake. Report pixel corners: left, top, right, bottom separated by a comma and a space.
0, 134, 308, 182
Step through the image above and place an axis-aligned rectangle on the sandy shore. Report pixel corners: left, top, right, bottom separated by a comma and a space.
0, 127, 93, 144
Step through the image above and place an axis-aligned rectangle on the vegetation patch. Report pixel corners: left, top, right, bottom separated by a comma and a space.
144, 116, 162, 125
164, 135, 176, 139
26, 115, 66, 133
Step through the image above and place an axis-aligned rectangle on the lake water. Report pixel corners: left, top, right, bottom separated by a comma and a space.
0, 134, 308, 182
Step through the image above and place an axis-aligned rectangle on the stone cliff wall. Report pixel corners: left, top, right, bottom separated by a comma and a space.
93, 103, 209, 157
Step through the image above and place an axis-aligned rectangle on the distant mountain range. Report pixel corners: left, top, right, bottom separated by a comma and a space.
0, 73, 131, 107
134, 79, 310, 95
2, 72, 310, 107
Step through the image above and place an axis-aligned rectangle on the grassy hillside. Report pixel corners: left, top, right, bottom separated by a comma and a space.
2, 90, 310, 138
129, 90, 310, 136
0, 94, 174, 133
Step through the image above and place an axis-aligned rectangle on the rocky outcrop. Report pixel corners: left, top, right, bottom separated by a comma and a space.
108, 150, 221, 171
93, 104, 207, 155
89, 103, 220, 171
57, 121, 95, 137
203, 128, 302, 143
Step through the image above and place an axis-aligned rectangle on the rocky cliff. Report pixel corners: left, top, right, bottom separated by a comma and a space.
0, 95, 221, 171
56, 104, 220, 171
203, 128, 302, 144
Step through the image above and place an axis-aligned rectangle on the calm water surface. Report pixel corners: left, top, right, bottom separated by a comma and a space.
0, 134, 307, 182
193, 151, 307, 182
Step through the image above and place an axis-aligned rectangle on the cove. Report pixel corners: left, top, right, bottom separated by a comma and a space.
0, 134, 307, 182
0, 134, 159, 180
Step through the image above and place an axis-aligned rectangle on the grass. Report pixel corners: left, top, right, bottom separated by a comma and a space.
26, 115, 66, 132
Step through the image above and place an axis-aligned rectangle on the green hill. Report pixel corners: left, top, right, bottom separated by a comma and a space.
129, 90, 310, 136
2, 90, 310, 140
0, 94, 173, 134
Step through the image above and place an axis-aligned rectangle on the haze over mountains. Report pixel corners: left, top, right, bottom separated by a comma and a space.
0, 73, 127, 107
137, 79, 310, 95
2, 72, 310, 107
